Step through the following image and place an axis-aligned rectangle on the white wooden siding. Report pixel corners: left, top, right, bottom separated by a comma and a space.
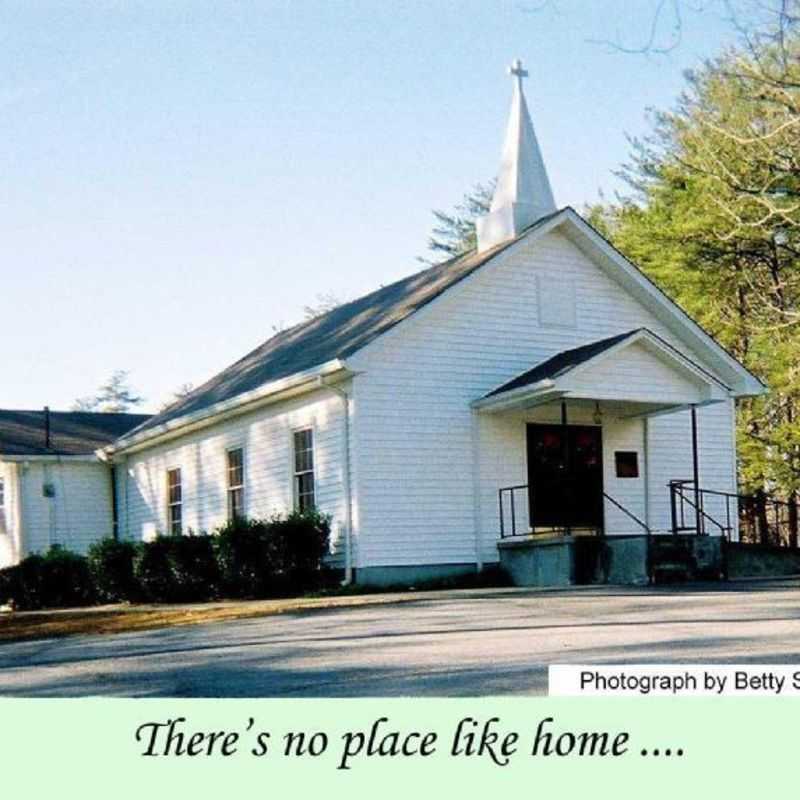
7, 460, 115, 560
646, 402, 737, 537
348, 228, 739, 567
563, 340, 709, 404
0, 462, 22, 568
602, 417, 647, 535
120, 387, 350, 565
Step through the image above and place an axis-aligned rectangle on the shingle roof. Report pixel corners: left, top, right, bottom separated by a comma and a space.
120, 202, 763, 447
128, 209, 563, 438
485, 329, 641, 397
0, 410, 152, 457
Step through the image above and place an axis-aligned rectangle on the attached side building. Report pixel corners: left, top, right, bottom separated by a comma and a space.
0, 410, 150, 568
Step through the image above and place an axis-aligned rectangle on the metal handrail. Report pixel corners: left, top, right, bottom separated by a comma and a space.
499, 478, 800, 548
669, 480, 732, 539
498, 484, 528, 538
667, 480, 800, 547
499, 484, 651, 539
602, 491, 650, 535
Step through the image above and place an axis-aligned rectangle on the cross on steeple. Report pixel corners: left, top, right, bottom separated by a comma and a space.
508, 58, 528, 91
475, 57, 556, 252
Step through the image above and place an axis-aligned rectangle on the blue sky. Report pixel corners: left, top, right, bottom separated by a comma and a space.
2, 1, 748, 411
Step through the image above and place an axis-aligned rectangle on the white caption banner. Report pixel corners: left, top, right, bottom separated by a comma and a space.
549, 665, 800, 697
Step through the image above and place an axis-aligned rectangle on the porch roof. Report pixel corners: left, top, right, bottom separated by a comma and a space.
485, 329, 640, 397
472, 328, 730, 415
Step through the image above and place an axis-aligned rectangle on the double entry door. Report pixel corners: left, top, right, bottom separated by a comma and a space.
526, 423, 604, 532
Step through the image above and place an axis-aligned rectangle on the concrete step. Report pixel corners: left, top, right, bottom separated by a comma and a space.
650, 537, 697, 584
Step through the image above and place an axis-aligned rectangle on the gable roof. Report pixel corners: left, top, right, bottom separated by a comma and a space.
118, 206, 765, 449
125, 210, 561, 439
486, 330, 638, 397
0, 410, 151, 457
476, 328, 729, 414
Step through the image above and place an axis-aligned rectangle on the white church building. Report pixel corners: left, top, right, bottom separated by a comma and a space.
2, 61, 765, 585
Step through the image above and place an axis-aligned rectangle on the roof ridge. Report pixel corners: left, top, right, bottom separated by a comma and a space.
129, 233, 536, 438
0, 408, 151, 417
126, 210, 588, 440
264, 208, 566, 359
0, 409, 153, 457
179, 248, 478, 395
264, 248, 472, 345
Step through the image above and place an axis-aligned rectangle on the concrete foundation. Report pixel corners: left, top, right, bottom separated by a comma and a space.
356, 537, 800, 591
498, 534, 652, 587
726, 542, 800, 579
649, 534, 724, 582
498, 536, 575, 587
602, 536, 650, 585
690, 536, 724, 578
354, 562, 479, 587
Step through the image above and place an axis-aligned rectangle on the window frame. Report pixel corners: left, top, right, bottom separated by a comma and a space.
537, 273, 577, 329
226, 446, 246, 521
0, 476, 5, 531
292, 427, 316, 513
614, 451, 640, 479
166, 467, 183, 535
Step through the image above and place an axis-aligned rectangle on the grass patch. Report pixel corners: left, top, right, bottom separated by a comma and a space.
0, 566, 512, 643
0, 596, 380, 642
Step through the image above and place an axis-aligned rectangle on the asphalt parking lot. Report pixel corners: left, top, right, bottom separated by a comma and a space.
2, 580, 800, 697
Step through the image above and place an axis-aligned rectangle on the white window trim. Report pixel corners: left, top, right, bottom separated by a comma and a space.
166, 466, 183, 536
537, 273, 577, 329
291, 425, 317, 512
226, 445, 246, 521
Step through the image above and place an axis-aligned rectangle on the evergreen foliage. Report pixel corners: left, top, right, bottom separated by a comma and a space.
595, 19, 800, 502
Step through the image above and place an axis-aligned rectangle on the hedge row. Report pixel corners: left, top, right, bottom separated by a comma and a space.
0, 511, 331, 611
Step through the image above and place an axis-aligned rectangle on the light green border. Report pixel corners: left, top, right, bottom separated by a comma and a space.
0, 698, 791, 798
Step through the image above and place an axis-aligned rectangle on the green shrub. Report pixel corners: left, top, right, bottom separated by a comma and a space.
87, 538, 139, 603
0, 563, 22, 608
267, 510, 331, 593
213, 511, 331, 598
213, 517, 273, 598
168, 535, 219, 602
132, 538, 172, 602
133, 535, 219, 603
0, 511, 331, 610
40, 546, 95, 608
0, 547, 94, 610
11, 554, 47, 609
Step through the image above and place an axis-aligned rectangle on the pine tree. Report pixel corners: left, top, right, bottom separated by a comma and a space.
421, 181, 495, 264
72, 370, 144, 413
596, 25, 800, 536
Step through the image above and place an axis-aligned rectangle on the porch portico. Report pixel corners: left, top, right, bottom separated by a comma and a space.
471, 329, 733, 584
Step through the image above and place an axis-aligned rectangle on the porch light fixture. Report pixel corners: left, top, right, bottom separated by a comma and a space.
593, 401, 603, 425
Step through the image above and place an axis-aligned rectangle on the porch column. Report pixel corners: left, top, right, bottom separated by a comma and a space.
691, 405, 703, 534
561, 401, 570, 535
470, 408, 483, 570
643, 416, 651, 531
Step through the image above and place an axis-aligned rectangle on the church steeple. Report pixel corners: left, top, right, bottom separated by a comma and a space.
476, 59, 556, 253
